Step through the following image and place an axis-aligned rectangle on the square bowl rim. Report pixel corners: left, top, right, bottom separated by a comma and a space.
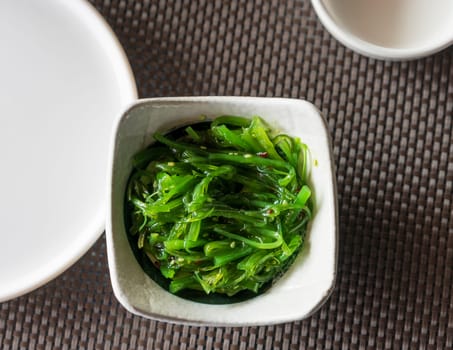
106, 96, 339, 326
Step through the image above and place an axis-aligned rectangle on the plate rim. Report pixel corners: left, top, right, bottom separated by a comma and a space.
0, 0, 137, 302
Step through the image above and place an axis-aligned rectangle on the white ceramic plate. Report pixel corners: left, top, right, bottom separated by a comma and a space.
0, 0, 137, 302
107, 97, 338, 326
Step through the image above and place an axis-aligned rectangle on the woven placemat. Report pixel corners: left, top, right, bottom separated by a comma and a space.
1, 0, 452, 349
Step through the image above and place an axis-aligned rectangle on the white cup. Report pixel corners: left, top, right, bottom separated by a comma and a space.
311, 0, 453, 60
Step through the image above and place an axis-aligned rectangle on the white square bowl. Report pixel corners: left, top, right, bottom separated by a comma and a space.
106, 96, 338, 326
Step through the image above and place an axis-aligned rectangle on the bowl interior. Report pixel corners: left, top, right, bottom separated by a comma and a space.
107, 97, 337, 325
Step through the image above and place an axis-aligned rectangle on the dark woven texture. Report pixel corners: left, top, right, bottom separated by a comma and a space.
1, 0, 452, 349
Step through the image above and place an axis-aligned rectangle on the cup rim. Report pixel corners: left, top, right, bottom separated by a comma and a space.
311, 0, 453, 60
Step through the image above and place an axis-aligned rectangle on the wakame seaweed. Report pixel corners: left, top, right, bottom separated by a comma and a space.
125, 116, 313, 302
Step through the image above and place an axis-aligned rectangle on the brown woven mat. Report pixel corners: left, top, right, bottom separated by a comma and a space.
1, 0, 452, 349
